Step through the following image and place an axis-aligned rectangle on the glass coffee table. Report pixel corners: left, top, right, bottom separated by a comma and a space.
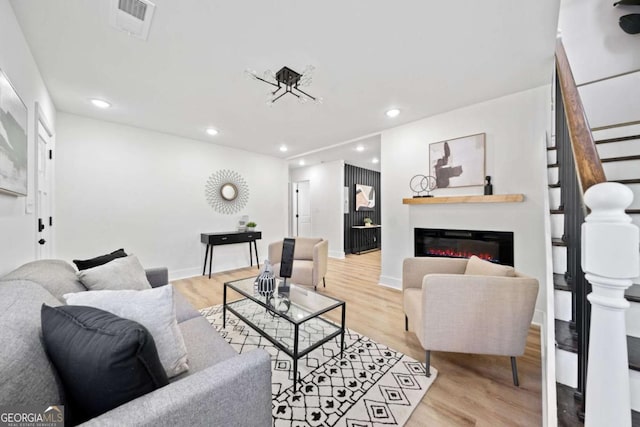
223, 277, 346, 391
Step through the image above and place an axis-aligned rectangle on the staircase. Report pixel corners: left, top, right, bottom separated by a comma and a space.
549, 41, 640, 425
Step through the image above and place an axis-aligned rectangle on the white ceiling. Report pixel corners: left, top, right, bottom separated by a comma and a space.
288, 134, 381, 172
11, 0, 560, 159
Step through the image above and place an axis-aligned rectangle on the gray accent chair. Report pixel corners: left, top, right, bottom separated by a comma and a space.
268, 237, 329, 290
402, 257, 539, 386
0, 259, 272, 426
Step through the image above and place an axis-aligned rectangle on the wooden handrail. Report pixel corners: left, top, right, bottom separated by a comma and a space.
555, 39, 607, 192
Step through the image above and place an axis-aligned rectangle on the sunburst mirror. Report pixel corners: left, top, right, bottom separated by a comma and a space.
205, 169, 249, 214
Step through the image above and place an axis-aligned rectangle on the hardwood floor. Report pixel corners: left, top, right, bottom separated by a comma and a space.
173, 251, 542, 426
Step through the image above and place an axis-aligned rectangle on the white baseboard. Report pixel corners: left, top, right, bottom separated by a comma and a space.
329, 251, 346, 259
169, 266, 202, 281
378, 275, 401, 290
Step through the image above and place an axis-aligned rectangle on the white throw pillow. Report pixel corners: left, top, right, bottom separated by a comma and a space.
64, 285, 189, 378
77, 254, 152, 291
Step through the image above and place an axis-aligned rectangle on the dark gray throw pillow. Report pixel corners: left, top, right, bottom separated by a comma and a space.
73, 248, 127, 271
41, 304, 168, 425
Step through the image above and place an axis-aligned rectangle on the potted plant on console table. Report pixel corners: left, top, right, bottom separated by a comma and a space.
363, 218, 373, 227
246, 221, 257, 232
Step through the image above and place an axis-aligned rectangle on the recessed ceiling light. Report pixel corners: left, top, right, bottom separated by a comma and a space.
386, 108, 400, 118
279, 145, 288, 152
90, 99, 111, 109
372, 158, 379, 164
206, 128, 219, 136
356, 145, 364, 152
299, 159, 305, 166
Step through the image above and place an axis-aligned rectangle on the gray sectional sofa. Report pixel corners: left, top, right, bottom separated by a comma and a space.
0, 259, 272, 427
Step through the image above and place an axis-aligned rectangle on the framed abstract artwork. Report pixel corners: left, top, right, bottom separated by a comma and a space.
355, 183, 375, 211
0, 68, 28, 196
429, 133, 485, 189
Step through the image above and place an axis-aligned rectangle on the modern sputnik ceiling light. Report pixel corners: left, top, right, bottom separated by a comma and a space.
245, 66, 321, 105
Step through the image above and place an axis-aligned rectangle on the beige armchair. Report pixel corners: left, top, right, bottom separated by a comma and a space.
402, 256, 539, 386
268, 237, 329, 290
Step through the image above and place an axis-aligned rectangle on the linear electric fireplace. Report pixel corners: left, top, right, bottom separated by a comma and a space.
414, 228, 514, 266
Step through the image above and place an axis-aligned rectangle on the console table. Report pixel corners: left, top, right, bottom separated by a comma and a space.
201, 231, 262, 279
351, 225, 381, 255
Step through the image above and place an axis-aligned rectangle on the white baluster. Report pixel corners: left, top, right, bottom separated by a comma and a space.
583, 182, 640, 427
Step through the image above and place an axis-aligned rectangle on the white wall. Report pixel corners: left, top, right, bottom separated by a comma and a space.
55, 113, 288, 279
380, 86, 551, 315
559, 0, 640, 86
0, 0, 56, 275
289, 161, 345, 259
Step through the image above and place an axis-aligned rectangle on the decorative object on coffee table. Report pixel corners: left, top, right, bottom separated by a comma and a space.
429, 133, 485, 189
409, 174, 436, 198
256, 260, 276, 297
484, 175, 493, 195
205, 169, 249, 214
222, 277, 346, 392
279, 238, 296, 292
0, 68, 28, 196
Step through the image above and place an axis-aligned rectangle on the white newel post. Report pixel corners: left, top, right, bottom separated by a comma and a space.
583, 182, 640, 427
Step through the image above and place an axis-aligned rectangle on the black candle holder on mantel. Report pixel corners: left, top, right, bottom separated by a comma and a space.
484, 176, 493, 195
410, 175, 437, 198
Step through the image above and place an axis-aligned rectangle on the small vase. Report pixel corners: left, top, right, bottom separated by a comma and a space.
247, 227, 256, 232
257, 261, 275, 297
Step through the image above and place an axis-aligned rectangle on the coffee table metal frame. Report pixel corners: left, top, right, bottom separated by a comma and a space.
223, 277, 346, 392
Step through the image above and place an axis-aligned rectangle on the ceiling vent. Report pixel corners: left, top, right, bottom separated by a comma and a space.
109, 0, 156, 40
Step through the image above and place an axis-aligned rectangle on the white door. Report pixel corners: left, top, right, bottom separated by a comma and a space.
35, 109, 53, 259
293, 180, 312, 237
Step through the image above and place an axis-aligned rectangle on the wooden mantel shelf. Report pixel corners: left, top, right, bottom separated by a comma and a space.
402, 194, 525, 205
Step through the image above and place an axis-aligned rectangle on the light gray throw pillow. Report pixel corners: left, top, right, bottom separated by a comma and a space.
63, 285, 189, 378
77, 254, 152, 291
464, 255, 516, 277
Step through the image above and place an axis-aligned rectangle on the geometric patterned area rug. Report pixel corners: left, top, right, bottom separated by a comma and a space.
200, 304, 437, 426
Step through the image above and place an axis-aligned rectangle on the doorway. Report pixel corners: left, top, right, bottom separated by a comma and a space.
35, 104, 53, 259
292, 180, 311, 237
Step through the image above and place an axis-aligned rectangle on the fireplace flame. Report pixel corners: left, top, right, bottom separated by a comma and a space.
426, 249, 497, 263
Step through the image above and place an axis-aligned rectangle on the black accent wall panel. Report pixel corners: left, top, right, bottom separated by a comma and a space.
344, 163, 381, 253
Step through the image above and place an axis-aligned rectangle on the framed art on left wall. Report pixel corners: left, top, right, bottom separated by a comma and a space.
0, 68, 28, 196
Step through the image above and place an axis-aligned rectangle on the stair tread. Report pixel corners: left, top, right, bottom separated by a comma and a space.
557, 383, 640, 425
552, 238, 567, 247
553, 274, 571, 291
549, 182, 561, 188
601, 155, 640, 163
631, 336, 640, 372
556, 320, 640, 372
555, 278, 640, 304
612, 179, 640, 185
556, 383, 582, 426
550, 208, 637, 214
595, 134, 640, 144
626, 284, 640, 303
548, 163, 559, 168
547, 145, 557, 151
